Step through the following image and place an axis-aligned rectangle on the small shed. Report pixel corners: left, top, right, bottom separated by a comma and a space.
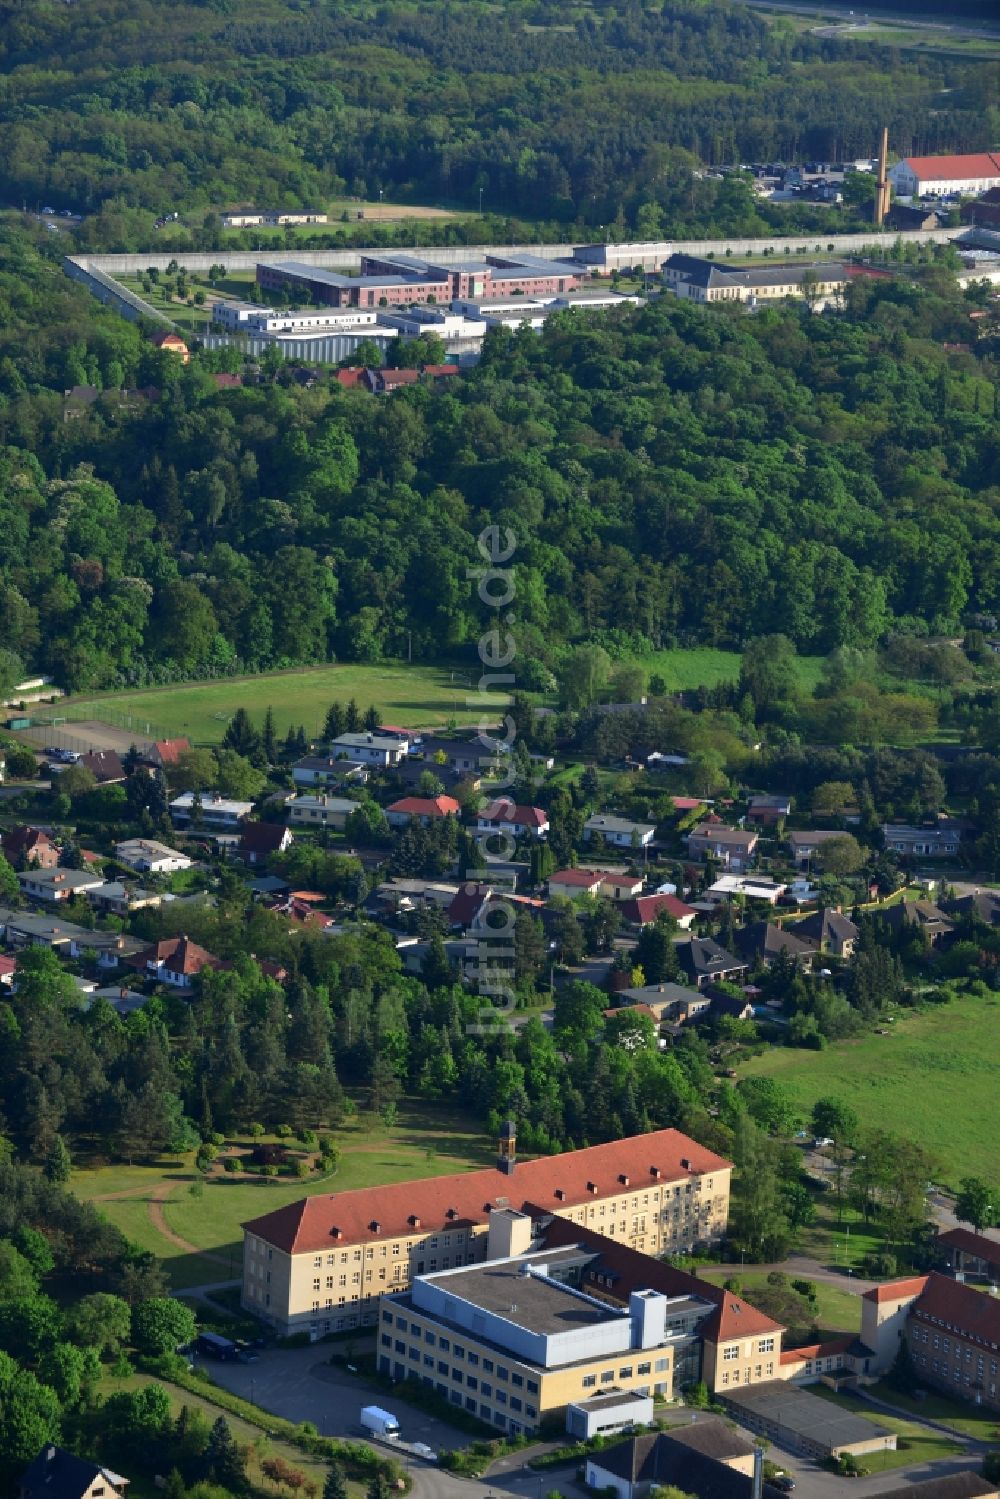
566, 1390, 654, 1440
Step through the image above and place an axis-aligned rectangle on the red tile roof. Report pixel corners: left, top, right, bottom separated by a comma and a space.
422, 364, 460, 376
909, 1271, 1000, 1347
379, 369, 420, 386
538, 1215, 780, 1343
862, 1275, 929, 1306
780, 1336, 854, 1365
548, 868, 605, 888
903, 153, 1000, 182
335, 367, 365, 388
212, 372, 243, 388
134, 935, 224, 978
621, 893, 696, 926
387, 795, 460, 818
672, 797, 705, 811
150, 738, 190, 764
0, 955, 16, 979
479, 800, 549, 829
242, 1128, 733, 1254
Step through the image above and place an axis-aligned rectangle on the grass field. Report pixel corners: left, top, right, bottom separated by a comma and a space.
637, 647, 825, 694
74, 1104, 494, 1288
61, 662, 496, 742
739, 992, 1000, 1188
809, 1387, 964, 1469
698, 1269, 862, 1338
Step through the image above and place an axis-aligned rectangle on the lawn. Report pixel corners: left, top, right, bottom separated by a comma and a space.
808, 1387, 964, 1470
739, 991, 1000, 1189
634, 647, 825, 694
698, 1269, 862, 1338
60, 661, 497, 742
74, 1103, 495, 1288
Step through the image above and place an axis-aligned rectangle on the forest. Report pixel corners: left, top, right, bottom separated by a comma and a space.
0, 223, 998, 695
0, 0, 997, 244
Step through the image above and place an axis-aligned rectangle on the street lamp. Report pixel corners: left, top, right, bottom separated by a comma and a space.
479, 186, 484, 215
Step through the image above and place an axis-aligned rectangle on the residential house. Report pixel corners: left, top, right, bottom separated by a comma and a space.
419, 737, 488, 777
584, 814, 655, 849
292, 755, 363, 789
597, 872, 646, 901
151, 330, 190, 363
787, 830, 845, 868
170, 792, 254, 829
476, 799, 550, 841
87, 881, 163, 917
143, 738, 191, 769
707, 876, 786, 905
365, 367, 420, 394
685, 825, 759, 872
331, 732, 408, 766
17, 1445, 129, 1499
584, 1423, 764, 1499
115, 838, 191, 875
677, 938, 748, 990
130, 935, 225, 990
612, 981, 710, 1024
789, 907, 859, 958
881, 898, 954, 946
708, 988, 757, 1023
3, 825, 59, 869
882, 822, 964, 859
937, 1227, 1000, 1283
619, 893, 696, 930
746, 794, 792, 826
944, 890, 1000, 926
239, 821, 294, 864
732, 921, 814, 970
548, 868, 605, 899
289, 794, 359, 832
385, 795, 460, 828
0, 907, 143, 969
241, 1125, 733, 1340
88, 985, 150, 1016
77, 749, 125, 783
18, 868, 105, 904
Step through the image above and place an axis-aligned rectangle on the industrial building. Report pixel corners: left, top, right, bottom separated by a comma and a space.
256, 249, 581, 309
888, 153, 1000, 199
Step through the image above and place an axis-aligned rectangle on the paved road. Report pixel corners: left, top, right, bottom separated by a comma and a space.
700, 1255, 878, 1294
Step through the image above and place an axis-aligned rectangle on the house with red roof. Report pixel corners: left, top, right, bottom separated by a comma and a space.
547, 868, 606, 899
889, 152, 1000, 199
385, 794, 460, 828
620, 892, 696, 929
145, 738, 191, 768
129, 935, 225, 991
240, 1125, 733, 1339
476, 799, 550, 840
2, 825, 59, 870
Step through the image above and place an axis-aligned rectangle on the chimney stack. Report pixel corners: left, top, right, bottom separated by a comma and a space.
498, 1119, 517, 1176
875, 127, 891, 226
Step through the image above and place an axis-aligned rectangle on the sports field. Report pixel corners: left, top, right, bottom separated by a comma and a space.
61, 662, 495, 743
739, 991, 1000, 1188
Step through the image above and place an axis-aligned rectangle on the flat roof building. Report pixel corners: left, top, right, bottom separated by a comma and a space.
720, 1381, 895, 1460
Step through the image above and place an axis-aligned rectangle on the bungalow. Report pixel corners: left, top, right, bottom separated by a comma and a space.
18, 867, 105, 904
87, 881, 164, 917
476, 799, 550, 840
385, 794, 460, 828
598, 872, 646, 901
144, 738, 191, 768
289, 794, 358, 831
685, 825, 759, 872
18, 1445, 129, 1499
238, 821, 294, 864
746, 794, 792, 826
130, 935, 225, 990
619, 893, 697, 929
789, 907, 859, 958
2, 825, 59, 869
292, 755, 369, 788
707, 988, 757, 1023
419, 738, 488, 776
115, 838, 192, 875
732, 921, 814, 969
677, 937, 748, 990
882, 821, 964, 859
613, 981, 710, 1023
0, 907, 143, 968
584, 814, 655, 849
88, 986, 150, 1016
170, 792, 254, 828
787, 830, 846, 869
708, 875, 786, 905
330, 732, 408, 767
547, 868, 606, 899
944, 889, 1000, 926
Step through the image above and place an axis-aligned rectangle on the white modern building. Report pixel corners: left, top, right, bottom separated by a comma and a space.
169, 792, 255, 828
115, 838, 192, 874
584, 814, 655, 849
330, 732, 409, 767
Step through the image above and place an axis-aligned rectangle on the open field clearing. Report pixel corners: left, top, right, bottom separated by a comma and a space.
739, 992, 1000, 1188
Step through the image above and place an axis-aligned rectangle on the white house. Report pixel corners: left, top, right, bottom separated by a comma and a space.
330, 732, 408, 767
475, 800, 549, 840
583, 814, 655, 849
115, 838, 192, 875
18, 868, 105, 904
888, 152, 1000, 199
170, 792, 254, 828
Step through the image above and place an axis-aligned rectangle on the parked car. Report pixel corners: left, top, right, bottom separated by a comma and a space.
773, 1476, 796, 1492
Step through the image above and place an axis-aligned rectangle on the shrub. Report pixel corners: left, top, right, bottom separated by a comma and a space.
275, 1124, 293, 1139
223, 1157, 239, 1173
